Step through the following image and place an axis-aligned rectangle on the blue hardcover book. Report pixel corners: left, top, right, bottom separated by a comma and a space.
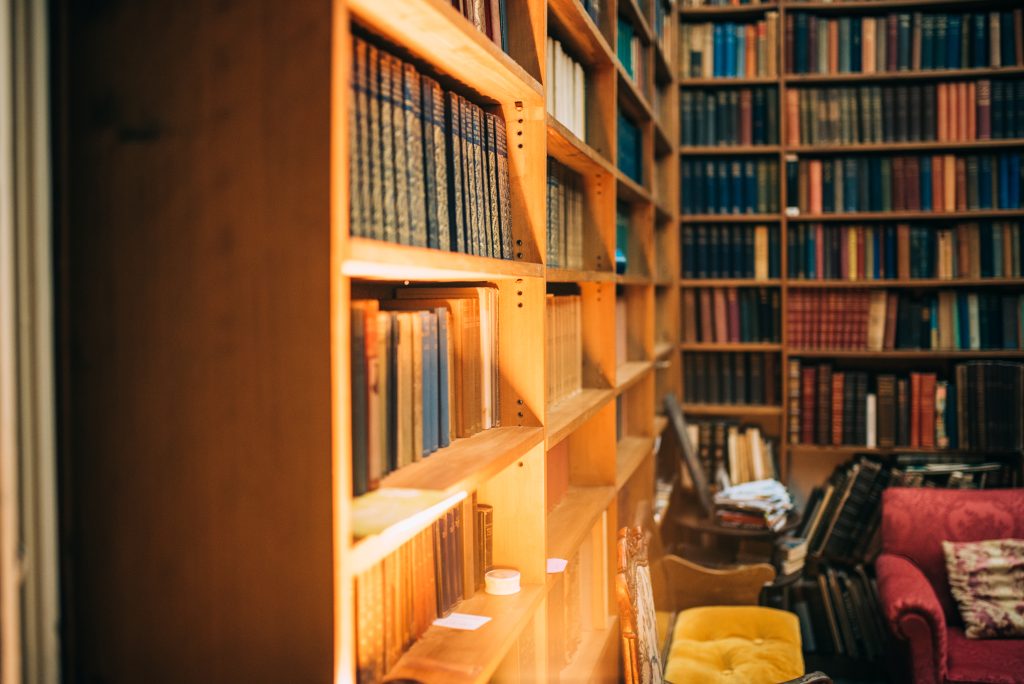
898, 14, 911, 70
705, 160, 718, 213
618, 17, 634, 76
948, 15, 961, 69
745, 160, 757, 213
956, 292, 969, 348
972, 14, 986, 68
930, 301, 939, 347
726, 23, 737, 78
844, 158, 858, 212
1010, 153, 1021, 208
998, 154, 1009, 209
920, 156, 933, 211
718, 160, 730, 214
731, 160, 743, 214
714, 24, 725, 77
850, 18, 862, 72
838, 18, 851, 73
435, 308, 450, 449
807, 227, 816, 279
770, 229, 780, 278
994, 223, 1005, 278
979, 154, 993, 209
873, 229, 882, 279
795, 14, 809, 73
981, 222, 994, 277
921, 15, 933, 70
869, 157, 883, 211
935, 15, 948, 69
1001, 12, 1015, 69
736, 26, 746, 78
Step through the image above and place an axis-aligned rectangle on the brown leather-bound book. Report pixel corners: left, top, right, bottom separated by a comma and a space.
746, 24, 757, 78
863, 18, 876, 73
713, 288, 729, 343
699, 288, 713, 343
892, 156, 906, 211
897, 224, 911, 279
911, 11, 922, 69
829, 19, 839, 74
910, 372, 922, 448
727, 287, 740, 342
955, 156, 967, 211
817, 363, 832, 445
896, 377, 909, 447
786, 90, 800, 146
740, 89, 753, 146
784, 13, 795, 74
937, 83, 948, 141
947, 83, 959, 142
966, 82, 976, 140
801, 365, 817, 444
905, 156, 920, 211
876, 374, 896, 448
809, 160, 823, 214
938, 291, 955, 350
788, 359, 802, 444
919, 373, 937, 448
957, 82, 969, 142
886, 14, 899, 71
943, 155, 956, 212
764, 352, 778, 405
1015, 9, 1024, 66
932, 154, 944, 211
682, 288, 698, 343
884, 291, 900, 350
799, 160, 810, 213
831, 371, 845, 446
867, 290, 888, 351
475, 502, 493, 589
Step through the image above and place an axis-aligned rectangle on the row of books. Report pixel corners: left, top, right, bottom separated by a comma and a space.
679, 16, 782, 79
546, 158, 586, 270
793, 567, 885, 660
680, 88, 780, 147
788, 289, 1024, 351
618, 16, 649, 93
546, 295, 583, 408
682, 287, 782, 343
350, 288, 499, 496
450, 0, 508, 52
546, 36, 587, 142
681, 157, 781, 214
685, 420, 779, 489
787, 222, 1024, 281
682, 224, 781, 279
785, 11, 1024, 75
786, 80, 1024, 146
682, 351, 779, 405
350, 37, 513, 258
785, 153, 1024, 214
618, 110, 643, 184
354, 503, 469, 681
789, 361, 1024, 450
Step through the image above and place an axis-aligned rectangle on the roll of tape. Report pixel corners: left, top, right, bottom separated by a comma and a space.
484, 568, 521, 596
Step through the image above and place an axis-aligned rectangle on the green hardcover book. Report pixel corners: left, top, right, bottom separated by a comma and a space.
367, 44, 387, 239
880, 158, 892, 211
403, 63, 427, 247
378, 51, 398, 242
350, 39, 368, 236
421, 76, 450, 251
494, 113, 513, 260
389, 56, 411, 245
445, 92, 466, 253
469, 103, 485, 257
484, 113, 501, 260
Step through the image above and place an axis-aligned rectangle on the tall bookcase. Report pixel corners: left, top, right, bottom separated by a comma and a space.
339, 0, 678, 682
677, 0, 1024, 500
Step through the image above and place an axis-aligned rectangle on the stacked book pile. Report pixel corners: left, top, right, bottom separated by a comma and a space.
713, 479, 793, 531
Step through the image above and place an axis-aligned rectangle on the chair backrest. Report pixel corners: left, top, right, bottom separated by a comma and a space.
616, 526, 665, 684
881, 487, 1024, 623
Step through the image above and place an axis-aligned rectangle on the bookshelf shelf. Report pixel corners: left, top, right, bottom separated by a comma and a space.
654, 340, 675, 358
790, 139, 1024, 154
789, 0, 1023, 12
788, 278, 1024, 289
790, 349, 1024, 359
616, 360, 655, 394
680, 342, 783, 352
783, 66, 1024, 85
546, 485, 616, 561
680, 145, 782, 155
617, 273, 653, 285
547, 0, 615, 67
379, 427, 545, 494
680, 278, 782, 287
546, 113, 615, 176
617, 64, 655, 123
789, 444, 1024, 458
620, 0, 655, 44
349, 0, 544, 103
344, 238, 545, 281
681, 213, 781, 223
680, 76, 780, 87
616, 436, 656, 489
385, 584, 547, 684
547, 389, 616, 448
547, 267, 616, 283
654, 41, 675, 85
682, 403, 784, 417
617, 172, 654, 205
654, 120, 674, 156
680, 2, 778, 16
788, 209, 1024, 222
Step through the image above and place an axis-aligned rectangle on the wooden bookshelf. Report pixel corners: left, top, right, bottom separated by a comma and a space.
677, 0, 1024, 515
338, 0, 680, 680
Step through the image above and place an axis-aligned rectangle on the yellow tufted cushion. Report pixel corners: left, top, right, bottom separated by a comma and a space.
663, 606, 804, 684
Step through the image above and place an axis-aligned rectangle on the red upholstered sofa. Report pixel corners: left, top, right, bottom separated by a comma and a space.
875, 488, 1024, 684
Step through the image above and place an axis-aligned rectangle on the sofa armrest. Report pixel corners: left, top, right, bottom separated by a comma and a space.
875, 553, 948, 684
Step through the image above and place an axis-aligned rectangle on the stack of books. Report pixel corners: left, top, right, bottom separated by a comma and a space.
713, 479, 793, 531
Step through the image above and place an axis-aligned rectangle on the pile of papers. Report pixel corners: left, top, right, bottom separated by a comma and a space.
713, 479, 793, 532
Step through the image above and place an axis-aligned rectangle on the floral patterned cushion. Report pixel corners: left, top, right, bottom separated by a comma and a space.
942, 538, 1024, 639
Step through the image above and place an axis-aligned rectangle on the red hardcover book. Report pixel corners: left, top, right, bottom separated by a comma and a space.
966, 82, 976, 140
740, 89, 753, 145
955, 157, 968, 211
977, 80, 992, 140
892, 156, 906, 211
801, 366, 817, 444
932, 154, 944, 211
785, 14, 795, 74
713, 288, 729, 343
884, 291, 899, 350
905, 157, 921, 211
699, 288, 713, 343
910, 372, 922, 448
886, 15, 899, 72
831, 371, 845, 446
937, 83, 948, 141
919, 373, 937, 448
727, 287, 741, 342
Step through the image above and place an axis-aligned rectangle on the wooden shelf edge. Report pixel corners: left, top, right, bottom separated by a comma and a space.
616, 360, 654, 394
680, 145, 782, 155
547, 485, 616, 561
784, 66, 1024, 84
680, 278, 781, 287
344, 238, 544, 281
788, 209, 1024, 222
681, 213, 781, 223
682, 403, 784, 417
616, 436, 655, 489
790, 349, 1024, 358
791, 139, 1024, 154
680, 76, 780, 87
617, 63, 655, 123
616, 273, 653, 285
546, 114, 616, 178
546, 388, 616, 448
349, 0, 543, 104
680, 342, 782, 352
616, 172, 654, 204
790, 444, 1024, 457
546, 266, 617, 283
547, 0, 616, 67
654, 415, 669, 435
384, 585, 547, 684
680, 3, 778, 16
654, 341, 675, 359
788, 278, 1024, 288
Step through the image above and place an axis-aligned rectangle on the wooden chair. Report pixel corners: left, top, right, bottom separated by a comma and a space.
615, 521, 831, 684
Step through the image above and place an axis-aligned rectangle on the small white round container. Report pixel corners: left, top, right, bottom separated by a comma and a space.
484, 568, 521, 595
